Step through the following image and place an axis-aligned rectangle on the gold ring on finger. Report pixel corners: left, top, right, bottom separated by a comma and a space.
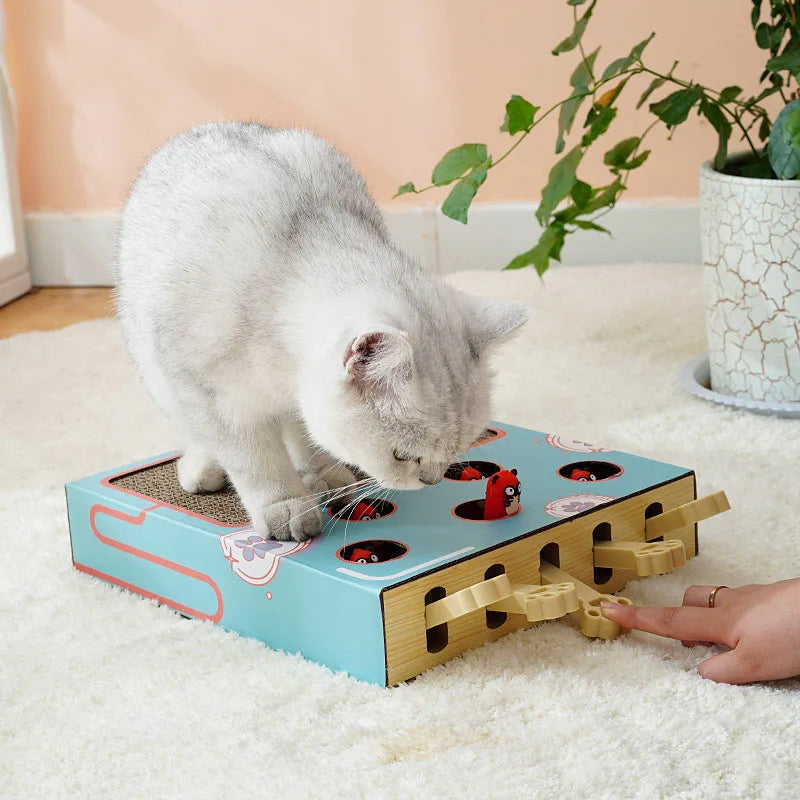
708, 585, 729, 608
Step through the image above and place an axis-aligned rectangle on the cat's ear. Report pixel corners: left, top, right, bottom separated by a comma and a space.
344, 328, 414, 396
468, 298, 530, 354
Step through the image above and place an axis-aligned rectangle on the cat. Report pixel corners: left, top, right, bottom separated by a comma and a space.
116, 122, 529, 541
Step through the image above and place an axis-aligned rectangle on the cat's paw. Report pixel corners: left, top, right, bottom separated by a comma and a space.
177, 452, 228, 493
298, 469, 332, 497
299, 464, 360, 497
255, 496, 323, 542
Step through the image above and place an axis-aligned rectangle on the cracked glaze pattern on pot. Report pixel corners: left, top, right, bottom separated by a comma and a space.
700, 160, 800, 402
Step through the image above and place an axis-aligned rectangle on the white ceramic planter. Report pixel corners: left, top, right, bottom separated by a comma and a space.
699, 158, 800, 403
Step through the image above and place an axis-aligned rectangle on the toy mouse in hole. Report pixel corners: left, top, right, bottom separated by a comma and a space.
348, 546, 379, 563
484, 468, 521, 520
569, 467, 596, 481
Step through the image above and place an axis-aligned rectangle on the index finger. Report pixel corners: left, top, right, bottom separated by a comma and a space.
600, 602, 731, 646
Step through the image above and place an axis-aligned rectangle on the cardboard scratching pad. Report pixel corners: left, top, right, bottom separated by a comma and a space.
110, 459, 249, 526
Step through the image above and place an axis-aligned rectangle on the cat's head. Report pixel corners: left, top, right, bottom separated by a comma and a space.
300, 290, 529, 490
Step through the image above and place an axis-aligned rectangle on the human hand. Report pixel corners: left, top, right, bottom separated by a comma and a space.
601, 579, 800, 684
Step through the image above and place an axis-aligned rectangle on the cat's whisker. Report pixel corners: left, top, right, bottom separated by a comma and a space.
299, 480, 378, 521
339, 480, 380, 547
300, 478, 371, 503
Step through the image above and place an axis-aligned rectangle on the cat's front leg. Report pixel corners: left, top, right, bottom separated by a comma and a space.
219, 424, 324, 542
177, 447, 228, 493
282, 415, 359, 500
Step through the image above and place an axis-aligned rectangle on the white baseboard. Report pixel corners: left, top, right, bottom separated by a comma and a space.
0, 268, 31, 307
25, 201, 701, 286
25, 212, 119, 286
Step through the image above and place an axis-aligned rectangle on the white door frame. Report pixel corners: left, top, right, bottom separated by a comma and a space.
0, 0, 29, 307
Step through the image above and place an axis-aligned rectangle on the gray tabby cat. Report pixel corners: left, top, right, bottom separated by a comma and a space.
116, 122, 528, 541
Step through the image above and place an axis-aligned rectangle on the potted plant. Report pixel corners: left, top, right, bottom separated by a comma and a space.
398, 0, 800, 406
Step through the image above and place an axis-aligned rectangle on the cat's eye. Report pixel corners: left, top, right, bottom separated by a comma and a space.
393, 448, 420, 463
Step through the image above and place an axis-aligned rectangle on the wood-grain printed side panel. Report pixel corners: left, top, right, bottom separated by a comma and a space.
382, 475, 696, 685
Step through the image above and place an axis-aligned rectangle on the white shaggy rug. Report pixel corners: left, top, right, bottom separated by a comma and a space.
2, 264, 799, 800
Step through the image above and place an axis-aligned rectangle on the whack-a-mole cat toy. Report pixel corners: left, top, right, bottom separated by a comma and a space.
65, 421, 729, 686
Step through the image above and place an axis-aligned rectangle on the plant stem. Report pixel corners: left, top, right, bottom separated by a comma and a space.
639, 64, 769, 117
407, 68, 648, 195
405, 53, 770, 198
720, 105, 759, 156
589, 118, 659, 225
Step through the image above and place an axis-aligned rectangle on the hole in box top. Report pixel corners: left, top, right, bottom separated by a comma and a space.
327, 498, 396, 522
337, 539, 408, 564
557, 460, 623, 482
452, 498, 521, 522
444, 460, 501, 481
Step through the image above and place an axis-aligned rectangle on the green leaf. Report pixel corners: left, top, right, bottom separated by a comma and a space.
571, 179, 592, 207
431, 144, 488, 186
505, 224, 566, 277
784, 109, 800, 149
768, 98, 800, 179
603, 137, 640, 167
751, 0, 762, 28
628, 31, 656, 61
556, 86, 589, 153
592, 28, 652, 80
570, 47, 600, 88
755, 22, 771, 48
580, 177, 624, 214
440, 164, 489, 224
759, 115, 771, 142
700, 99, 732, 171
394, 182, 417, 197
581, 105, 617, 146
739, 153, 774, 178
601, 57, 630, 81
636, 76, 666, 109
649, 86, 703, 126
501, 94, 539, 135
617, 150, 650, 170
574, 219, 610, 233
766, 49, 800, 77
536, 147, 583, 225
769, 24, 787, 50
718, 85, 742, 103
749, 85, 782, 106
567, 0, 590, 5
552, 0, 596, 55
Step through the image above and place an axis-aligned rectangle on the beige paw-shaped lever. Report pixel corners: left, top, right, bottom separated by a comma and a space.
487, 582, 580, 622
593, 539, 687, 576
540, 560, 631, 640
578, 595, 633, 639
425, 574, 580, 629
645, 490, 730, 539
425, 573, 513, 628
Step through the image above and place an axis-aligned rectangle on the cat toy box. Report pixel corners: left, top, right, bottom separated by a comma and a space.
65, 422, 729, 686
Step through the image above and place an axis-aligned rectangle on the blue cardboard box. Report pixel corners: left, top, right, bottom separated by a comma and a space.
66, 422, 698, 685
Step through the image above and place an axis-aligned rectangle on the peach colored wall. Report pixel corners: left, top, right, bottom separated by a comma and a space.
7, 0, 769, 212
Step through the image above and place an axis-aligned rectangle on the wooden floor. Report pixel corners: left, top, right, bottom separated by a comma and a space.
0, 287, 114, 339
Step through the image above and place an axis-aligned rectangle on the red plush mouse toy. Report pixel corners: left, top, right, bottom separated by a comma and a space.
351, 501, 381, 521
457, 465, 483, 481
569, 467, 596, 482
484, 468, 521, 520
